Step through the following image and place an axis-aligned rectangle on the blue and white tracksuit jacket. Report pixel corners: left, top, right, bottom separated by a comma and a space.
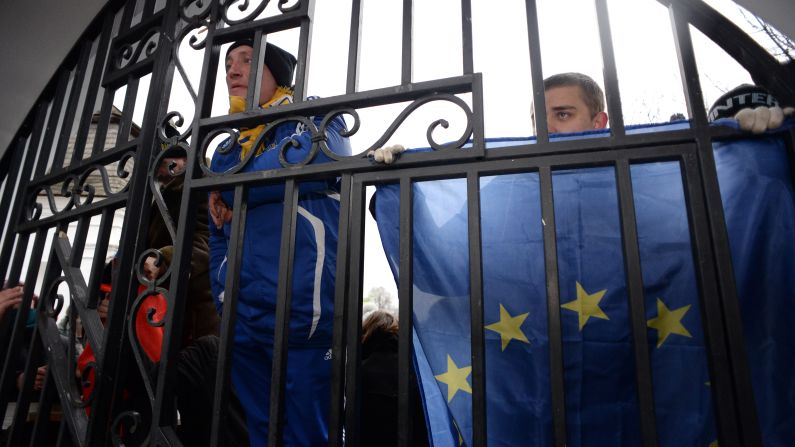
208, 103, 351, 445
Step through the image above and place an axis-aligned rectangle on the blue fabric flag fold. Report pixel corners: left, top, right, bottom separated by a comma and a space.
374, 120, 795, 446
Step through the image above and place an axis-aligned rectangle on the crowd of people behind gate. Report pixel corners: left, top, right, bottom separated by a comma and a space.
2, 32, 793, 446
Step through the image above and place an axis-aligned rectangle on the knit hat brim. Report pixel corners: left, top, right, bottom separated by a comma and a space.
708, 84, 780, 122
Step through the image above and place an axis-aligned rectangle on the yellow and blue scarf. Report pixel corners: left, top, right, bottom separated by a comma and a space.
230, 85, 294, 159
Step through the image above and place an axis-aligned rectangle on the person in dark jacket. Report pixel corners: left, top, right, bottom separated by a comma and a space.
360, 310, 429, 446
141, 127, 220, 344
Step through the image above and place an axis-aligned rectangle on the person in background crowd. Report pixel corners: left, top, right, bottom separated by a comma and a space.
360, 309, 430, 446
0, 285, 23, 321
142, 122, 220, 345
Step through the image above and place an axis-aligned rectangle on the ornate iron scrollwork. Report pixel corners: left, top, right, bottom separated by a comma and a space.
23, 152, 134, 222
179, 0, 213, 26
118, 113, 191, 406
149, 158, 179, 243
115, 28, 161, 70
42, 277, 98, 409
41, 276, 67, 319
136, 248, 172, 289
76, 361, 99, 408
126, 284, 169, 400
111, 411, 143, 446
364, 93, 474, 152
26, 188, 47, 222
26, 177, 77, 220
75, 164, 119, 205
148, 113, 192, 244
174, 1, 213, 103
197, 92, 474, 175
117, 150, 136, 182
158, 112, 192, 143
277, 0, 301, 13
222, 0, 271, 25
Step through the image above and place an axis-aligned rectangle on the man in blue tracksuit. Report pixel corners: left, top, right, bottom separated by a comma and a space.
208, 39, 351, 446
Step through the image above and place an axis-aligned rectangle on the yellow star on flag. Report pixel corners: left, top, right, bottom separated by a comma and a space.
485, 303, 530, 351
561, 281, 609, 330
709, 441, 718, 447
434, 354, 472, 403
647, 298, 692, 348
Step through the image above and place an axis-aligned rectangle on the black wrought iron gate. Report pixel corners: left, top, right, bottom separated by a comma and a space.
1, 0, 794, 446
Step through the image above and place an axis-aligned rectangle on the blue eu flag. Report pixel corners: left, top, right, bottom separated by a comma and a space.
713, 122, 795, 446
374, 120, 795, 446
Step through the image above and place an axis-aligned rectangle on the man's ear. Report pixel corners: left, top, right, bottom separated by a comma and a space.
592, 111, 608, 129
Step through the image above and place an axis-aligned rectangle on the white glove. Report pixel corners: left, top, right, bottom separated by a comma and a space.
734, 106, 795, 134
369, 144, 406, 164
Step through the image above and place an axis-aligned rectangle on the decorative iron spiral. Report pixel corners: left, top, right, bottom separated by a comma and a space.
111, 411, 142, 446
158, 111, 192, 142
24, 151, 134, 221
127, 247, 172, 403
25, 188, 45, 222
149, 113, 193, 246
149, 158, 182, 244
179, 0, 213, 25
74, 163, 122, 206
73, 361, 99, 408
174, 1, 211, 103
117, 151, 136, 184
365, 93, 474, 152
197, 126, 241, 176
277, 0, 301, 13
126, 285, 169, 402
198, 92, 473, 175
41, 276, 67, 319
222, 0, 270, 25
115, 28, 160, 69
136, 248, 172, 288
26, 176, 78, 221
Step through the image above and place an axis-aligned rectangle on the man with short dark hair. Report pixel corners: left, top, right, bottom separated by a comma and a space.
535, 72, 609, 134
535, 72, 792, 135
